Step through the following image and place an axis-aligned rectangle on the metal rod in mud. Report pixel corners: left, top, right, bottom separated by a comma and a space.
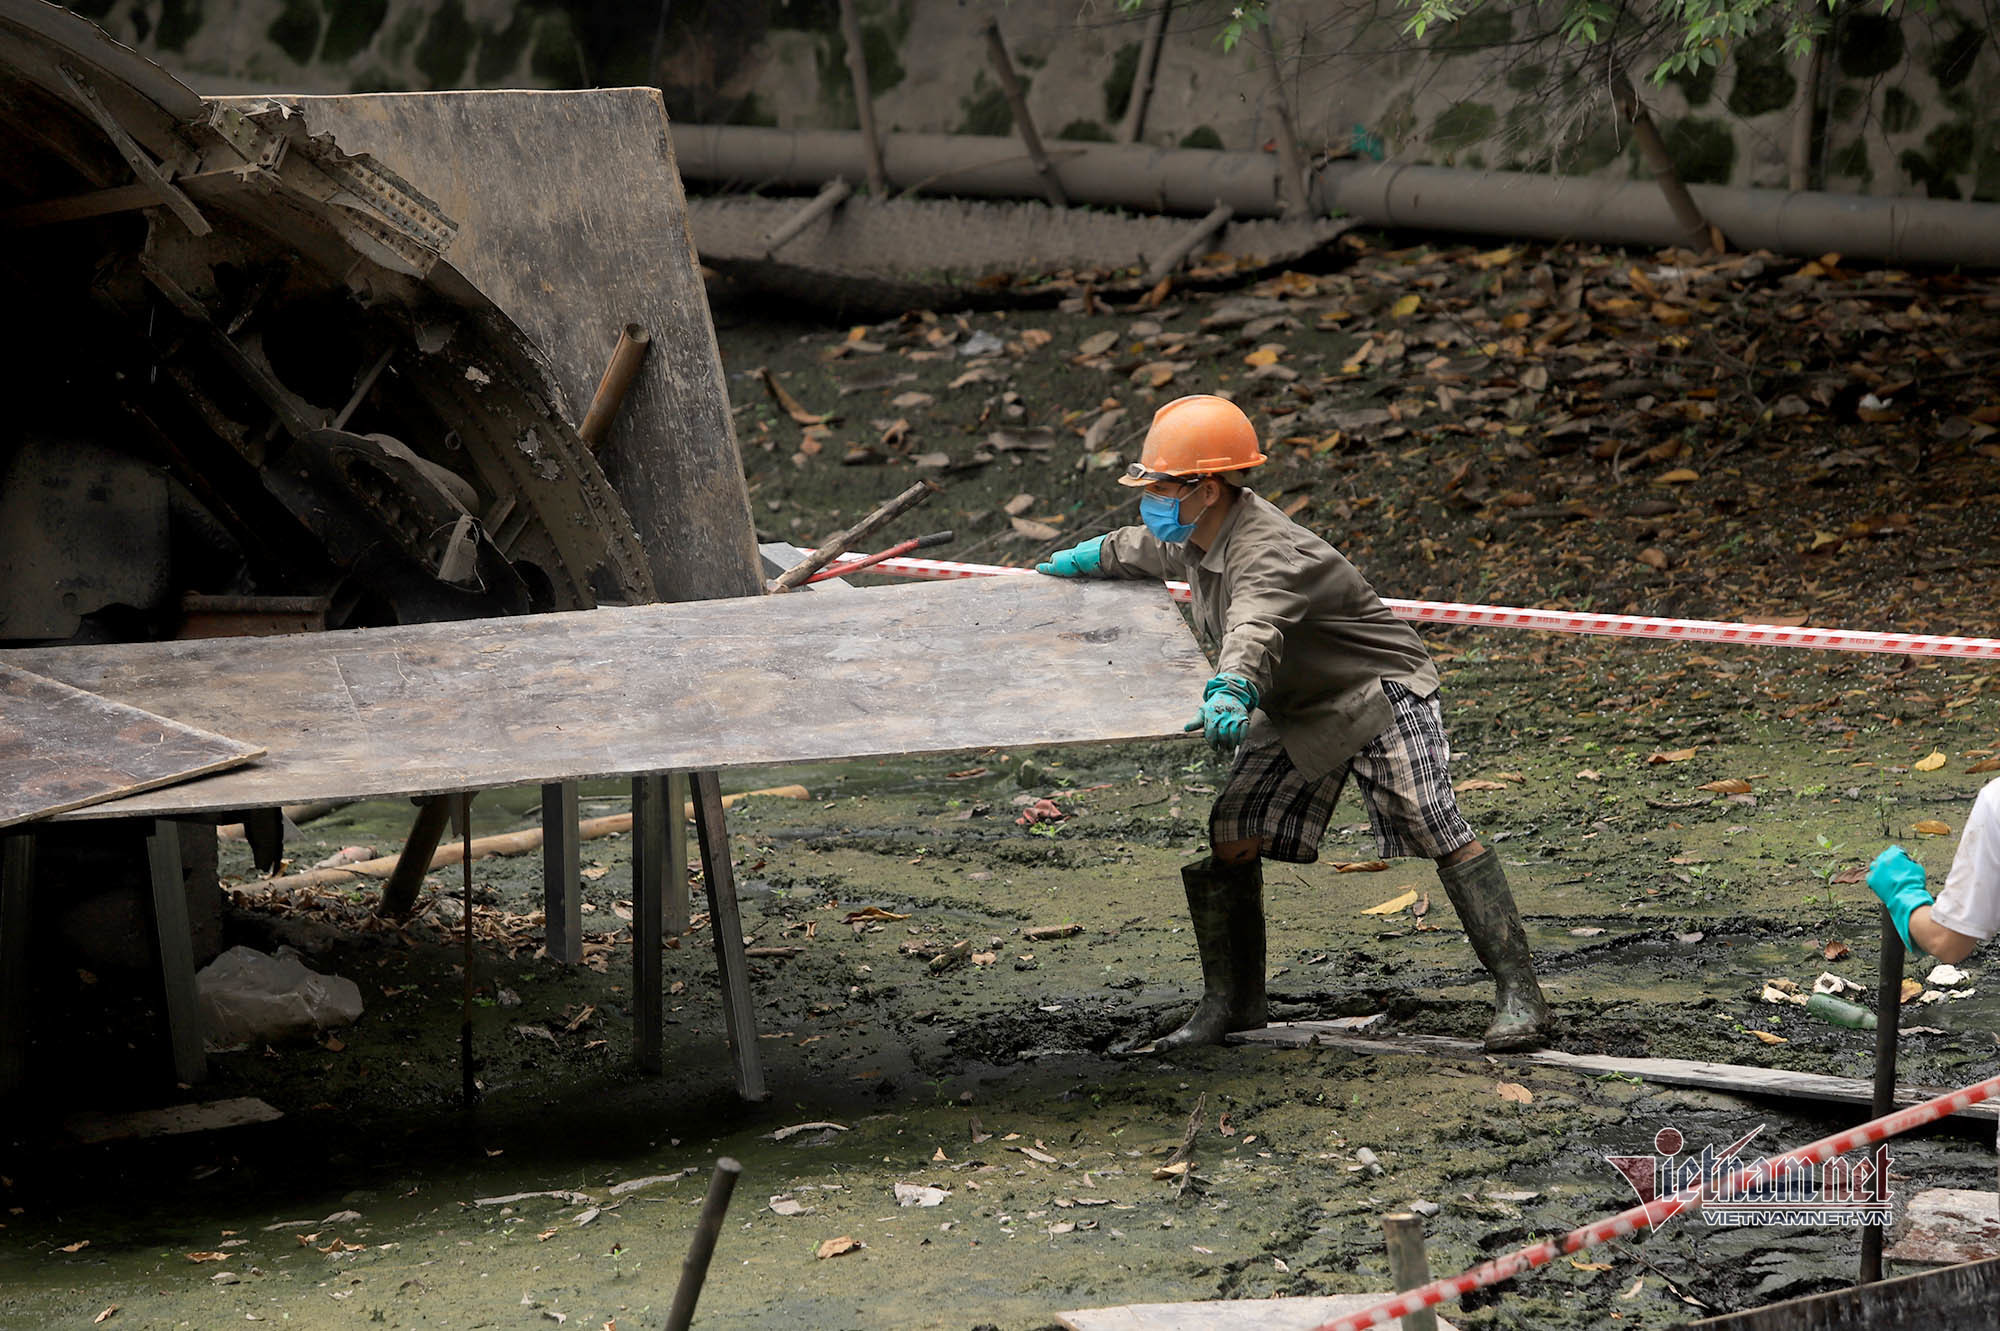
1310, 1070, 2000, 1331
1858, 906, 1906, 1283
459, 792, 475, 1109
663, 1156, 743, 1331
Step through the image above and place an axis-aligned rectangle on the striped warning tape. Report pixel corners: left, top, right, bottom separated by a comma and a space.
1309, 1070, 2000, 1331
817, 553, 2000, 661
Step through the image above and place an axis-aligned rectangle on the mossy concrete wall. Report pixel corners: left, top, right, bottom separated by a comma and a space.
103, 0, 2000, 202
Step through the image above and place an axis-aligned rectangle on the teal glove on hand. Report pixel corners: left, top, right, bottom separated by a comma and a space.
1866, 845, 1934, 952
1037, 536, 1106, 578
1185, 673, 1259, 751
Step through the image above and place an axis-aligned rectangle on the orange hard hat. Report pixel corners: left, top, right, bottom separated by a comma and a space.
1117, 394, 1266, 486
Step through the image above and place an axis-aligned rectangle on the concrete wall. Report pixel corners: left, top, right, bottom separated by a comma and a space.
95, 0, 2000, 201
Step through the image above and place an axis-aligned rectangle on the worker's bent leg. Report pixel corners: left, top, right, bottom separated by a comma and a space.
1147, 853, 1266, 1052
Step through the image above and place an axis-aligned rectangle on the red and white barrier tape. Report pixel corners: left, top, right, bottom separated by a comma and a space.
1313, 1070, 2000, 1331
819, 554, 2000, 661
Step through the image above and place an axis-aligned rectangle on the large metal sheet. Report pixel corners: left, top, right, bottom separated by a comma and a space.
0, 663, 262, 828
216, 88, 763, 605
7, 577, 1207, 820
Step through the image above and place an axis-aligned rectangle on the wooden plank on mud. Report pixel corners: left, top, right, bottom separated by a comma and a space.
1688, 1256, 2000, 1328
8, 577, 1208, 820
1060, 1294, 1460, 1330
1237, 1024, 2000, 1123
0, 662, 263, 828
65, 1097, 284, 1143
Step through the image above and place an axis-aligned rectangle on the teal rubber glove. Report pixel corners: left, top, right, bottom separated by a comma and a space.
1037, 535, 1105, 578
1866, 845, 1934, 952
1185, 673, 1258, 751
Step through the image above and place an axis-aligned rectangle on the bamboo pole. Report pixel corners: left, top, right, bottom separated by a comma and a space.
1117, 0, 1174, 143
1612, 68, 1718, 252
761, 177, 852, 256
980, 18, 1068, 208
1256, 8, 1312, 218
837, 0, 888, 194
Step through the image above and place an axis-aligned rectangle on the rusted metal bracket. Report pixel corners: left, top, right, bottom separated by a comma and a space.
56, 63, 209, 237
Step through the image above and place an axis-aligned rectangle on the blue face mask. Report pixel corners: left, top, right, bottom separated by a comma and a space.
1140, 491, 1198, 544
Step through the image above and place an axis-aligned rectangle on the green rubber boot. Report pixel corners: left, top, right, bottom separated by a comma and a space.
1437, 847, 1553, 1052
1147, 857, 1267, 1052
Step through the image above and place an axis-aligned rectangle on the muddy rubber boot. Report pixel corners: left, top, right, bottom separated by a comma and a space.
1436, 847, 1552, 1053
1146, 857, 1267, 1052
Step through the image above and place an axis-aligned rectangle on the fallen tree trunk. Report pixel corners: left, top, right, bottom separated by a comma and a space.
673, 125, 2000, 266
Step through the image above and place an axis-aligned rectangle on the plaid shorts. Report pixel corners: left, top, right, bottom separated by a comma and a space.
1208, 680, 1474, 864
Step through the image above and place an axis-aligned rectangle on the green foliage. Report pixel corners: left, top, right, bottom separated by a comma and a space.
1125, 0, 1947, 86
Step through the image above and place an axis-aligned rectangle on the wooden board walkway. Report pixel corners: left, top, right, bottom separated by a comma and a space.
1060, 1294, 1459, 1330
4, 576, 1208, 820
0, 662, 262, 828
1237, 1023, 2000, 1123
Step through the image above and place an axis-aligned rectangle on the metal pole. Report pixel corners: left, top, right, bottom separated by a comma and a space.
663, 1157, 743, 1331
1858, 905, 1905, 1283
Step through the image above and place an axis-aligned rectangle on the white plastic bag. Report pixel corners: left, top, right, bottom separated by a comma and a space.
196, 945, 364, 1048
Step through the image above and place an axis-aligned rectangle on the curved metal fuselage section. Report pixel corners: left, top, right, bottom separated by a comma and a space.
0, 0, 655, 645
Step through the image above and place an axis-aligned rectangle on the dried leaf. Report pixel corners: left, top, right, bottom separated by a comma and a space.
1647, 748, 1699, 764
1570, 1258, 1612, 1272
1389, 294, 1422, 318
894, 1183, 948, 1208
1454, 778, 1508, 792
1823, 941, 1850, 961
1494, 1081, 1533, 1104
1913, 751, 1947, 772
1243, 344, 1284, 367
757, 366, 832, 425
1749, 1030, 1788, 1045
59, 1240, 90, 1254
186, 1251, 229, 1263
815, 1236, 863, 1259
1361, 889, 1420, 916
1003, 492, 1037, 516
1010, 516, 1061, 542
94, 1308, 117, 1324
1657, 468, 1701, 484
1334, 860, 1390, 873
1912, 819, 1953, 836
1969, 758, 2000, 774
1700, 778, 1753, 794
1900, 977, 1925, 1004
891, 391, 935, 410
1019, 328, 1053, 350
1620, 1276, 1645, 1300
1077, 330, 1118, 358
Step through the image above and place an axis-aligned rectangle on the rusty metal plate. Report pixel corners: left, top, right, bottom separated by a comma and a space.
9, 577, 1207, 820
0, 662, 263, 828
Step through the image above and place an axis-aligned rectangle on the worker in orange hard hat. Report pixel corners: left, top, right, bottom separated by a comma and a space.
1040, 394, 1552, 1054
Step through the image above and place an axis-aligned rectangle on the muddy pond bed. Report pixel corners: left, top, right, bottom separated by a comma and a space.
5, 237, 1999, 1329
4, 641, 1997, 1331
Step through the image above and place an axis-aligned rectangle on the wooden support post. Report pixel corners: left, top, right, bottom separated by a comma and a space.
690, 771, 766, 1101
1144, 200, 1234, 285
541, 782, 581, 964
664, 1157, 744, 1331
666, 771, 692, 939
761, 178, 853, 257
836, 0, 888, 195
1117, 0, 1174, 143
0, 833, 33, 1099
376, 795, 453, 920
632, 775, 668, 1074
457, 793, 476, 1108
577, 324, 651, 449
1859, 907, 1905, 1284
981, 18, 1068, 208
1255, 9, 1313, 218
144, 821, 206, 1085
1381, 1213, 1439, 1331
242, 807, 284, 876
1613, 69, 1719, 252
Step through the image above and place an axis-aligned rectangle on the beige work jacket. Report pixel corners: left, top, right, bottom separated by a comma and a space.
1099, 489, 1439, 780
